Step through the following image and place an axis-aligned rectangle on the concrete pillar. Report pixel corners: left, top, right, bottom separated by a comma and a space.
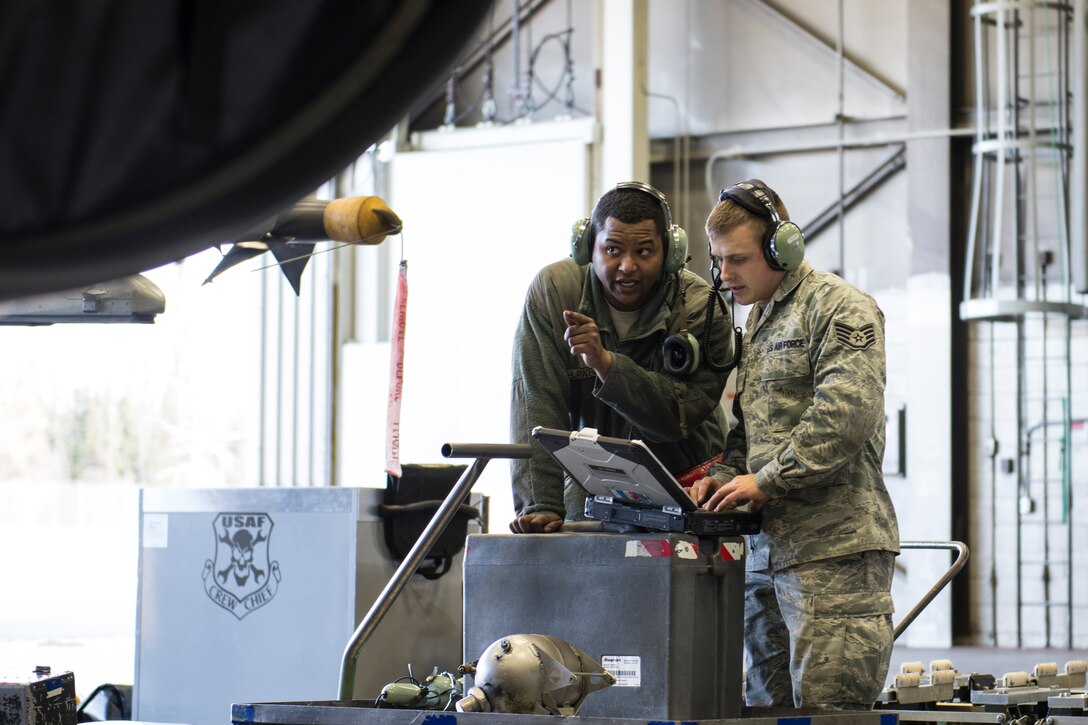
597, 0, 649, 190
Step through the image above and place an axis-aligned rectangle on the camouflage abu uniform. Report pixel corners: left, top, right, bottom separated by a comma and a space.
511, 258, 731, 519
711, 259, 899, 709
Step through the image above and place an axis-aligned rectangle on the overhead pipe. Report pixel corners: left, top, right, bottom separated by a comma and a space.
702, 126, 973, 201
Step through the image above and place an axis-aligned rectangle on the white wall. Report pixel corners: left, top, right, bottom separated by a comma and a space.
965, 300, 1088, 648
338, 120, 595, 530
877, 277, 955, 647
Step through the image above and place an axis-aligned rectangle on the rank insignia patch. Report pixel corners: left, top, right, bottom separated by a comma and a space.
833, 321, 877, 350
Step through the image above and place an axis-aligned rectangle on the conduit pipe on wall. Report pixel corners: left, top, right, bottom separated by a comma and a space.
1072, 0, 1087, 292
702, 126, 974, 199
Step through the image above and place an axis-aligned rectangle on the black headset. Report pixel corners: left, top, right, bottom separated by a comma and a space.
662, 280, 742, 378
570, 181, 688, 274
717, 179, 805, 272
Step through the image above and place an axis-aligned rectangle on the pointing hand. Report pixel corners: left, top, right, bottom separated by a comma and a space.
563, 310, 612, 380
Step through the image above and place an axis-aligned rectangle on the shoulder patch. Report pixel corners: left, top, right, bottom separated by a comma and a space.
833, 321, 877, 350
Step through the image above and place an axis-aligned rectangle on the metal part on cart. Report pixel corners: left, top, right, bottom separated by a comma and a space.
879, 661, 957, 706
879, 658, 1088, 724
1049, 692, 1088, 724
1034, 660, 1088, 689
455, 634, 615, 715
374, 669, 461, 710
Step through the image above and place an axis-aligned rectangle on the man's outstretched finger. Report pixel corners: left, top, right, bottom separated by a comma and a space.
563, 309, 593, 326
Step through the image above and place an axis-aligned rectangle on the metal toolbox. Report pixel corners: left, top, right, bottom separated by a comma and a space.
462, 532, 746, 720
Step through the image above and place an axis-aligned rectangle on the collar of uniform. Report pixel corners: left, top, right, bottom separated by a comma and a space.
580, 266, 675, 339
771, 259, 814, 303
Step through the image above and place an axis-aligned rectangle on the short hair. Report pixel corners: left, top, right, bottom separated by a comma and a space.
705, 184, 790, 241
592, 186, 667, 246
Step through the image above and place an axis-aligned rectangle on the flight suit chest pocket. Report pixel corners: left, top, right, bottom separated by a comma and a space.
757, 350, 813, 430
758, 349, 811, 381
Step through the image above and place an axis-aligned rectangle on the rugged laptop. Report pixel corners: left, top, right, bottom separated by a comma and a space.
531, 426, 762, 536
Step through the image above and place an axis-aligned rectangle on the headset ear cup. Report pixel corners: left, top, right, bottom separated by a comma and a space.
662, 331, 700, 376
571, 218, 593, 265
768, 221, 805, 271
664, 225, 689, 274
762, 226, 784, 270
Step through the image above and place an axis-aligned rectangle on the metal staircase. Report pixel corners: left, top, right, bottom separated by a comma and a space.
962, 0, 1087, 648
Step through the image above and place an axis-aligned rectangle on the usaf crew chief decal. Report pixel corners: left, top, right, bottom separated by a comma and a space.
202, 512, 282, 619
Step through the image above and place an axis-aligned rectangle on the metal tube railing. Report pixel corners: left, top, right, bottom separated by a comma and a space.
893, 541, 970, 641
337, 442, 531, 699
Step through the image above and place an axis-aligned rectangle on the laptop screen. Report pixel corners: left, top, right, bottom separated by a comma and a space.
531, 426, 699, 513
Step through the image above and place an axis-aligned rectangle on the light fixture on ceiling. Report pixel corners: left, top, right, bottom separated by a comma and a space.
0, 274, 165, 325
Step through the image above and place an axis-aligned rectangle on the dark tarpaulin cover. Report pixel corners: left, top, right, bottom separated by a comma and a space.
0, 0, 494, 300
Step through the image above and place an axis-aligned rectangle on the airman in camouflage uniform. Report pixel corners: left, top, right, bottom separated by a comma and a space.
510, 183, 733, 533
691, 179, 899, 709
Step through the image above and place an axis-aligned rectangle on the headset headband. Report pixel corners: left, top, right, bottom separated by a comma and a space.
610, 181, 673, 229
718, 180, 780, 223
717, 178, 804, 272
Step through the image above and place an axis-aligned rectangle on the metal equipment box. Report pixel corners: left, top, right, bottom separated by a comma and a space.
462, 532, 746, 720
135, 487, 481, 725
0, 668, 76, 725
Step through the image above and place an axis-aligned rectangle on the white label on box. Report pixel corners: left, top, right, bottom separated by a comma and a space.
720, 540, 745, 561
673, 540, 698, 559
601, 655, 641, 687
142, 513, 169, 548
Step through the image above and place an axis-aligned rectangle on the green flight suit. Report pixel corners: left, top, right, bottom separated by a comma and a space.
511, 258, 732, 519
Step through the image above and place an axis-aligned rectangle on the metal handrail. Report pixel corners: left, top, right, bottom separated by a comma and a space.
337, 442, 532, 700
893, 540, 970, 641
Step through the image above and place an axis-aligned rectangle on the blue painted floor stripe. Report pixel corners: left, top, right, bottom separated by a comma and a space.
777, 717, 812, 725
